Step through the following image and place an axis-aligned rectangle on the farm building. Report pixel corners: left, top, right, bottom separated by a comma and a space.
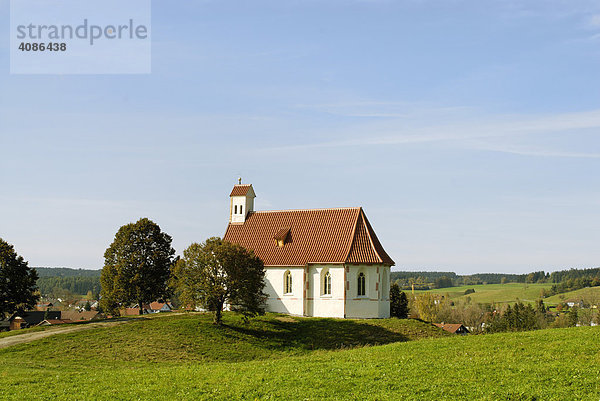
434, 323, 470, 335
223, 183, 395, 318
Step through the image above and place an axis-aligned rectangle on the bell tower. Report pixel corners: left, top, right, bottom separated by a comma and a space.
229, 178, 256, 224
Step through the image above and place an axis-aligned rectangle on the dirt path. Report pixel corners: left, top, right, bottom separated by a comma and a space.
0, 319, 132, 349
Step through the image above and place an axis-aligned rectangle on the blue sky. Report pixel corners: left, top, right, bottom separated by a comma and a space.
1, 0, 599, 274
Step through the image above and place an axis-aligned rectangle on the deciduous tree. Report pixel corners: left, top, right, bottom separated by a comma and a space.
101, 218, 175, 315
171, 237, 266, 324
413, 293, 441, 322
0, 238, 39, 317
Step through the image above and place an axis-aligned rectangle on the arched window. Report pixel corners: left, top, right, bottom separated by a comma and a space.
323, 271, 332, 295
234, 205, 238, 214
240, 205, 243, 215
284, 270, 292, 294
358, 272, 366, 296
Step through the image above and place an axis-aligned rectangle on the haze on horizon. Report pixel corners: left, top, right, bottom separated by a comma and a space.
1, 0, 599, 275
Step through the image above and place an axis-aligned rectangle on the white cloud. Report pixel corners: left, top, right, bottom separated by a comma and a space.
260, 108, 600, 155
587, 14, 600, 28
472, 146, 600, 159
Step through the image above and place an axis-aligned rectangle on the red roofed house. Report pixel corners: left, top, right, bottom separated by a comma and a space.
434, 323, 470, 335
223, 183, 395, 318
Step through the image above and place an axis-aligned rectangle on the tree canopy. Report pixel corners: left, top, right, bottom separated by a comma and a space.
0, 238, 39, 318
171, 237, 267, 324
100, 218, 175, 315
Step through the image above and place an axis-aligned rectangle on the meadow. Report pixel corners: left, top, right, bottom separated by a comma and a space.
413, 282, 554, 305
0, 312, 599, 400
543, 286, 600, 305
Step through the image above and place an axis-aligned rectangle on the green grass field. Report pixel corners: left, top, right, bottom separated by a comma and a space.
1, 312, 599, 400
0, 313, 448, 364
543, 286, 600, 305
413, 283, 554, 305
413, 282, 600, 308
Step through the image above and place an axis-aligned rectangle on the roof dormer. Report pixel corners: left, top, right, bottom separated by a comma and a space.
273, 227, 291, 248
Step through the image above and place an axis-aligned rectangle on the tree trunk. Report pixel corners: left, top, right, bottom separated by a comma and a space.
214, 302, 223, 325
139, 300, 144, 315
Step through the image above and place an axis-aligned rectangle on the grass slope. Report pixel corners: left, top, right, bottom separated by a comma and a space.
415, 283, 553, 304
1, 313, 599, 400
0, 313, 448, 364
543, 286, 600, 305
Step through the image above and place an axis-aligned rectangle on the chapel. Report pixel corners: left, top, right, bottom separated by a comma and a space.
223, 182, 395, 318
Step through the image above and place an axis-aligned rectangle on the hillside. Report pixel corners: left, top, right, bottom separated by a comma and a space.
414, 282, 553, 304
0, 313, 598, 400
544, 286, 600, 305
0, 313, 448, 363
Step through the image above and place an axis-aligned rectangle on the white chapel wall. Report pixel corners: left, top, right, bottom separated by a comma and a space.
345, 264, 390, 318
264, 266, 304, 316
306, 264, 345, 318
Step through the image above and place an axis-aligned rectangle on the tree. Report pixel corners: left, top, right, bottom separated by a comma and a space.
535, 299, 546, 314
413, 293, 441, 322
390, 283, 409, 318
0, 238, 39, 318
171, 237, 267, 324
101, 218, 175, 315
434, 276, 453, 289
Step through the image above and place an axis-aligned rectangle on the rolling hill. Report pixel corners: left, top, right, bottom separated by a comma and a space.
0, 312, 598, 400
413, 282, 554, 305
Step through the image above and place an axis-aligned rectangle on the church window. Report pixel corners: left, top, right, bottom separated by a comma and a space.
323, 272, 332, 295
358, 272, 366, 296
240, 205, 243, 214
284, 270, 292, 294
234, 205, 238, 214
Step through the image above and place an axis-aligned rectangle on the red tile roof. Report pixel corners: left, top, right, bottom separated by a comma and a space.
149, 302, 171, 311
42, 319, 73, 325
224, 207, 394, 266
434, 323, 469, 334
230, 184, 254, 196
61, 311, 98, 321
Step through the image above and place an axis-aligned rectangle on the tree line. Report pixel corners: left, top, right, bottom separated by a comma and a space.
0, 219, 267, 325
391, 267, 600, 290
34, 267, 101, 278
100, 218, 266, 324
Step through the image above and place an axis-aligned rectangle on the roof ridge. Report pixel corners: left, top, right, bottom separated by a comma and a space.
252, 207, 361, 213
358, 209, 384, 264
343, 208, 362, 263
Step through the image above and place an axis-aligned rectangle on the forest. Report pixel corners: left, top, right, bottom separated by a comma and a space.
391, 267, 600, 292
33, 266, 600, 297
34, 267, 101, 296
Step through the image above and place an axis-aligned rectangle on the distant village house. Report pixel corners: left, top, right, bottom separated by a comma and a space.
434, 323, 470, 335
